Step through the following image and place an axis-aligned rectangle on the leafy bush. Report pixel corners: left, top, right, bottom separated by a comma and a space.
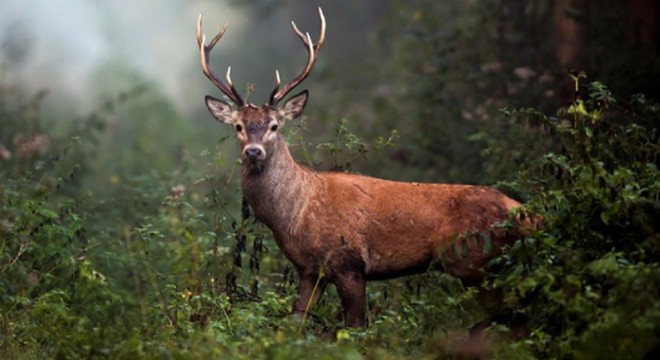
486, 79, 660, 358
0, 87, 127, 358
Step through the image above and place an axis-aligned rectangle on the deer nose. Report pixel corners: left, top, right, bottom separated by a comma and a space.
244, 147, 263, 161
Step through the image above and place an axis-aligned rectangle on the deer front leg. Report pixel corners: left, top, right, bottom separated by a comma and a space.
333, 271, 367, 328
293, 271, 327, 318
325, 246, 368, 327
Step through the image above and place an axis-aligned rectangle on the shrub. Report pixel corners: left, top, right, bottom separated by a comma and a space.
487, 79, 660, 358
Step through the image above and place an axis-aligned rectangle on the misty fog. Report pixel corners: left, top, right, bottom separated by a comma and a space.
0, 0, 387, 115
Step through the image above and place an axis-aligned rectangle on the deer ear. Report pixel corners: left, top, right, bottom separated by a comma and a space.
205, 96, 234, 124
279, 90, 308, 122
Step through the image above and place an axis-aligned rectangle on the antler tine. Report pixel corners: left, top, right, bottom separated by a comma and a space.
290, 7, 327, 52
269, 7, 327, 106
197, 14, 245, 107
268, 70, 282, 104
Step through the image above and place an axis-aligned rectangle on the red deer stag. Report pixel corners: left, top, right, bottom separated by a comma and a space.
197, 8, 528, 328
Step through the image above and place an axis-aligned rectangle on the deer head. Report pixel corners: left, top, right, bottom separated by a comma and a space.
197, 8, 326, 170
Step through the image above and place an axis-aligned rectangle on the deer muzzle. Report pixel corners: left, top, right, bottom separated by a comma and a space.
243, 144, 266, 163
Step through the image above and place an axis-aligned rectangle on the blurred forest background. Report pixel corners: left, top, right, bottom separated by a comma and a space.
1, 0, 659, 359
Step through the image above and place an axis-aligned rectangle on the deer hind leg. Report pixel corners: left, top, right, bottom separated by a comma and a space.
470, 284, 529, 340
324, 246, 368, 328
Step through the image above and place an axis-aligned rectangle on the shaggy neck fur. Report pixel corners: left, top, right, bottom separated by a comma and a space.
240, 138, 315, 235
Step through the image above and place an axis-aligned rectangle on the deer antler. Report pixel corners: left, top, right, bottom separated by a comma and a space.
197, 14, 246, 107
269, 7, 326, 106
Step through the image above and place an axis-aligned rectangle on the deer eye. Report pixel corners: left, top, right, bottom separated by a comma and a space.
235, 124, 243, 132
270, 124, 278, 132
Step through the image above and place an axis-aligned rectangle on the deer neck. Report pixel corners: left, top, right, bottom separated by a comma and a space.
240, 139, 313, 233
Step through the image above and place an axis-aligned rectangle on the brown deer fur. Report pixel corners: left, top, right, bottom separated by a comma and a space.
204, 91, 527, 327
